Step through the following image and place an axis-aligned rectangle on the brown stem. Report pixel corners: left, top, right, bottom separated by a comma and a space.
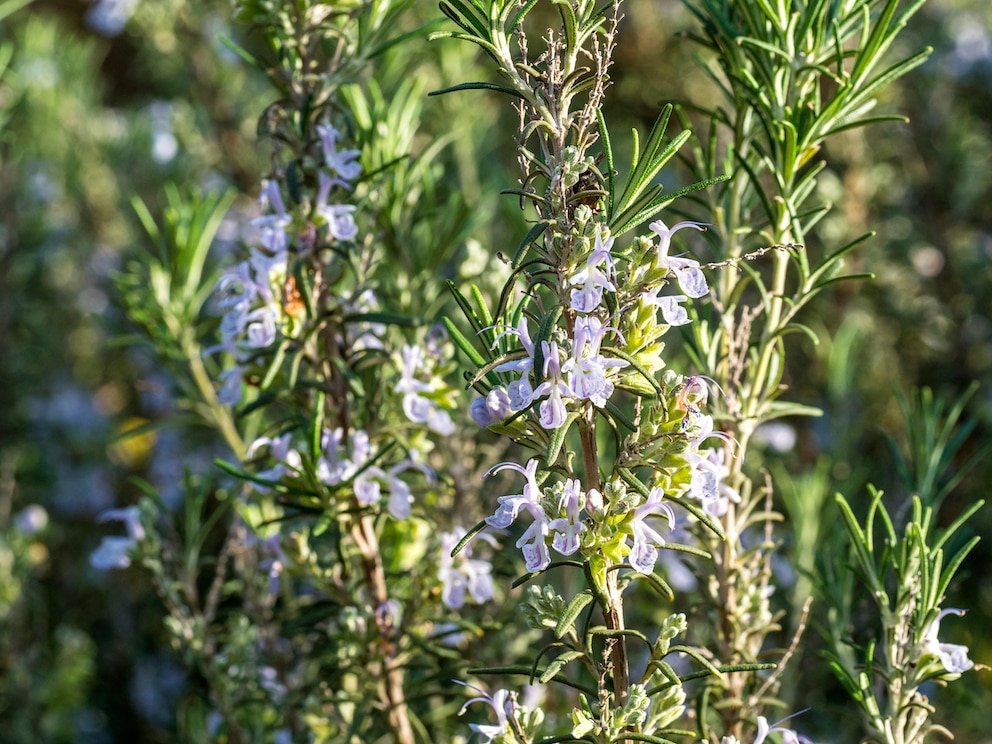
603, 571, 629, 705
352, 513, 416, 744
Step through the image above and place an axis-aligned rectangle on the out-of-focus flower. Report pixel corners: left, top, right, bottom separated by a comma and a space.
86, 0, 139, 36
438, 528, 496, 609
395, 344, 455, 435
14, 505, 49, 535
246, 432, 302, 492
316, 124, 362, 185
90, 506, 145, 570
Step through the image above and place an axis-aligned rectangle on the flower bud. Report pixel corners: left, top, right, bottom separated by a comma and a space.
584, 487, 604, 517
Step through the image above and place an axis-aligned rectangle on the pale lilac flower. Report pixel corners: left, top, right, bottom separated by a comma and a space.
316, 124, 362, 184
470, 388, 512, 427
253, 180, 292, 256
549, 479, 586, 555
565, 316, 629, 408
685, 415, 740, 514
314, 173, 359, 241
317, 428, 355, 485
244, 307, 278, 348
438, 528, 496, 609
485, 459, 544, 528
86, 0, 139, 36
254, 533, 289, 595
650, 219, 709, 298
529, 340, 571, 429
644, 286, 691, 326
923, 608, 974, 673
752, 422, 798, 453
324, 204, 359, 241
627, 487, 676, 574
90, 506, 145, 570
258, 178, 288, 217
345, 289, 386, 351
14, 505, 48, 535
485, 459, 551, 571
217, 365, 244, 405
492, 318, 536, 411
426, 407, 456, 436
568, 231, 617, 312
455, 682, 516, 744
215, 261, 259, 309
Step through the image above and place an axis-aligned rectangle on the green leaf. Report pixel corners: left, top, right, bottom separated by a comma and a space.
450, 519, 489, 557
507, 0, 540, 33
512, 221, 551, 269
612, 733, 679, 744
546, 412, 579, 467
428, 81, 526, 100
532, 304, 564, 383
443, 316, 487, 367
555, 590, 594, 638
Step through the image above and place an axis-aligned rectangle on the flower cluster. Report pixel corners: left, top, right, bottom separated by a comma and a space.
472, 219, 714, 432
209, 125, 362, 405
247, 427, 433, 520
480, 459, 680, 575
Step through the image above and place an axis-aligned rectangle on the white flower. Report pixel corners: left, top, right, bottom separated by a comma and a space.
456, 682, 517, 744
568, 231, 617, 312
650, 219, 709, 298
644, 287, 692, 326
485, 459, 551, 572
923, 608, 974, 674
548, 479, 586, 556
753, 711, 810, 744
627, 487, 676, 574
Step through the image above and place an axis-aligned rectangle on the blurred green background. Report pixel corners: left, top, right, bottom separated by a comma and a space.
1, 0, 989, 741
